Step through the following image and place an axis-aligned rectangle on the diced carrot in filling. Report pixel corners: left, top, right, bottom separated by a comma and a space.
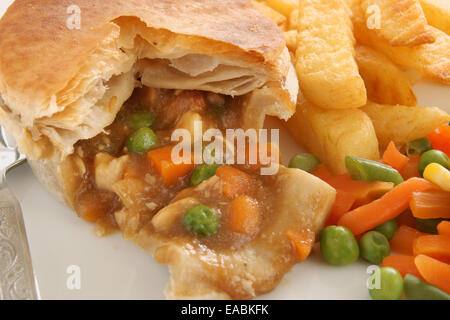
285, 228, 315, 262
75, 195, 113, 223
215, 166, 253, 198
228, 195, 261, 235
147, 146, 194, 187
410, 190, 450, 219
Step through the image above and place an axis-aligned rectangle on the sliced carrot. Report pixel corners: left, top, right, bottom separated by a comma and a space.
311, 164, 333, 181
390, 225, 425, 255
338, 178, 435, 235
396, 210, 417, 228
215, 166, 253, 198
414, 235, 450, 263
382, 141, 409, 171
147, 146, 194, 187
437, 221, 450, 236
410, 190, 450, 219
286, 228, 315, 262
427, 125, 450, 157
324, 191, 356, 227
382, 255, 422, 279
415, 254, 450, 294
399, 155, 421, 180
228, 195, 261, 235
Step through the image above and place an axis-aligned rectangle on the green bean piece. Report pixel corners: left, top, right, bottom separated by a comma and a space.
288, 153, 321, 173
406, 137, 432, 156
345, 156, 404, 186
404, 274, 450, 300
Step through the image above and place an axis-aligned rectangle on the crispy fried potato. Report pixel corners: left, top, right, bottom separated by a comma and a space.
361, 101, 450, 148
355, 45, 417, 106
419, 0, 450, 35
284, 30, 297, 52
352, 4, 450, 84
285, 95, 379, 175
296, 0, 367, 109
266, 0, 298, 17
289, 8, 299, 30
361, 0, 435, 46
252, 0, 287, 29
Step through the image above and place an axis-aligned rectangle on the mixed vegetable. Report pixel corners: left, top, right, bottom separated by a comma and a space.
289, 123, 450, 300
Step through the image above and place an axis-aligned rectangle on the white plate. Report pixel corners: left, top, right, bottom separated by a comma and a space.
1, 0, 450, 300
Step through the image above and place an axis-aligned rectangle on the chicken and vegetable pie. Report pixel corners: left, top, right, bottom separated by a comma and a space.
0, 0, 336, 299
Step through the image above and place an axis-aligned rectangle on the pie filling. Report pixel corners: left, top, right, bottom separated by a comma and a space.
68, 86, 334, 299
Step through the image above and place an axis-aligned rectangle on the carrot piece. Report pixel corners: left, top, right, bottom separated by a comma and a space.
286, 228, 315, 262
215, 166, 253, 198
437, 221, 450, 236
399, 155, 421, 180
338, 178, 435, 235
415, 254, 450, 294
396, 210, 417, 228
414, 235, 450, 263
382, 255, 422, 279
75, 197, 109, 223
410, 190, 450, 219
311, 164, 333, 181
427, 125, 450, 157
324, 191, 356, 227
382, 141, 409, 171
390, 225, 425, 255
147, 146, 194, 187
228, 195, 261, 235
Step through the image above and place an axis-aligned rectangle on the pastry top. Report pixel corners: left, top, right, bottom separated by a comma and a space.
0, 0, 294, 160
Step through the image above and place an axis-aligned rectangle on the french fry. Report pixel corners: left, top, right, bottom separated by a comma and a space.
284, 30, 297, 52
289, 8, 299, 30
252, 0, 287, 29
296, 0, 367, 109
419, 0, 450, 35
361, 0, 435, 46
355, 45, 417, 106
285, 95, 380, 175
266, 0, 298, 17
361, 101, 450, 149
352, 4, 450, 84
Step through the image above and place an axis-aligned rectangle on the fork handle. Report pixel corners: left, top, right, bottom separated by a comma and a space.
0, 187, 39, 299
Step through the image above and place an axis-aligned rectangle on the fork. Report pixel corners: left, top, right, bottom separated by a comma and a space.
0, 126, 39, 299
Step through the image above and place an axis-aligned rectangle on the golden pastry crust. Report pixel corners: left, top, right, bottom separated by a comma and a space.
0, 0, 295, 161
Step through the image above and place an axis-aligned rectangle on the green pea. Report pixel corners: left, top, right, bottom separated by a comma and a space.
406, 137, 432, 156
183, 205, 219, 236
404, 274, 450, 300
320, 226, 359, 266
374, 219, 398, 240
415, 218, 446, 234
418, 149, 450, 175
128, 110, 155, 130
289, 153, 321, 173
126, 127, 158, 153
191, 164, 220, 186
359, 231, 390, 264
369, 267, 403, 300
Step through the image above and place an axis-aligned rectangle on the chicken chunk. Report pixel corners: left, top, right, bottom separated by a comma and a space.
94, 153, 129, 192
